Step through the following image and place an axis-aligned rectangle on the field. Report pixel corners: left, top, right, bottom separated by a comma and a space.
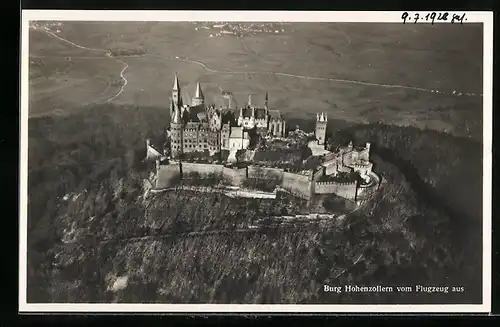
28, 21, 483, 139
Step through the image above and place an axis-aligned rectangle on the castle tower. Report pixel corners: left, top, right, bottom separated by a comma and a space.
248, 94, 252, 107
170, 102, 183, 159
315, 112, 327, 146
191, 81, 205, 107
170, 73, 183, 118
264, 92, 268, 110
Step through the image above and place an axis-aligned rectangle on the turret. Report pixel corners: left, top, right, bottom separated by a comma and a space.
348, 141, 353, 150
171, 104, 182, 124
264, 92, 268, 110
170, 73, 183, 118
191, 81, 205, 107
237, 107, 244, 126
248, 94, 252, 107
170, 104, 183, 159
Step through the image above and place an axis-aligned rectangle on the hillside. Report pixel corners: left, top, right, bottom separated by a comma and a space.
26, 105, 482, 304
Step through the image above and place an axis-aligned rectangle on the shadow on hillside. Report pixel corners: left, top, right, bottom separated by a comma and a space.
371, 142, 480, 231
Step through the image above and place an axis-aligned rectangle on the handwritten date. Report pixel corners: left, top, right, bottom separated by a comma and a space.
401, 12, 467, 24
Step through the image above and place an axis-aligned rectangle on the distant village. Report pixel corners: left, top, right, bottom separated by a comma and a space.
146, 74, 380, 205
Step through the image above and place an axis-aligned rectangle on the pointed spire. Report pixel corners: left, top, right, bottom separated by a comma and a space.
173, 73, 180, 91
248, 94, 252, 107
316, 113, 320, 121
323, 112, 328, 122
264, 92, 268, 108
195, 81, 204, 99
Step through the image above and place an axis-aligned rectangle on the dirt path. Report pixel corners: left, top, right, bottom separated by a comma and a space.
42, 30, 130, 103
106, 59, 129, 102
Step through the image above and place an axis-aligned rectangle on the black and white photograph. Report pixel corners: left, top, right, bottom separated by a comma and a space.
19, 11, 492, 313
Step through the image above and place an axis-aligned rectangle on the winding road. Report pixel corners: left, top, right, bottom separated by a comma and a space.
38, 28, 482, 102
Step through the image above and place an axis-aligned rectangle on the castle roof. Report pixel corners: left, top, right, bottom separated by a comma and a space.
268, 109, 282, 120
241, 107, 252, 118
221, 110, 236, 125
254, 108, 267, 119
183, 105, 206, 123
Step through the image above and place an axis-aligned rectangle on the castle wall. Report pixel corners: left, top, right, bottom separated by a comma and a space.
314, 181, 357, 200
155, 162, 361, 202
222, 166, 248, 186
156, 164, 182, 189
312, 167, 325, 181
282, 171, 312, 199
181, 162, 223, 177
247, 165, 284, 181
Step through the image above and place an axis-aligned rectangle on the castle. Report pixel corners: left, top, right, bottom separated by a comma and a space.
147, 74, 380, 204
167, 74, 286, 159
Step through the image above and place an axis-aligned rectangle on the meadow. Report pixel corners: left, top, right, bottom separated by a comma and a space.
28, 21, 483, 139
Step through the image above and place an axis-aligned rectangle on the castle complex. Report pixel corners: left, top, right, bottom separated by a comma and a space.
168, 74, 286, 159
147, 74, 380, 203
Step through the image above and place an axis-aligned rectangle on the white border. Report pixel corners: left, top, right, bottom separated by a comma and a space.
19, 10, 493, 313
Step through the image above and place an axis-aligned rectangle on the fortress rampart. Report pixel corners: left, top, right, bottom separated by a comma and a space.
182, 162, 223, 177
247, 165, 284, 181
155, 160, 371, 201
314, 180, 357, 200
282, 170, 313, 199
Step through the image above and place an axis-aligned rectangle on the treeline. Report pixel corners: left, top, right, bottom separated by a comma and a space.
107, 48, 147, 57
